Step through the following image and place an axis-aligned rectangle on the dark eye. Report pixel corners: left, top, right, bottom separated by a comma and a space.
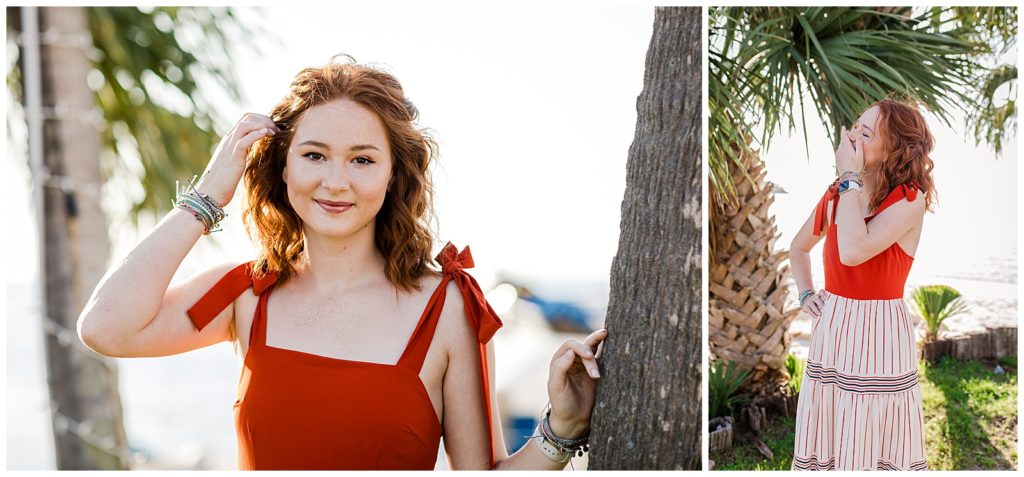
303, 152, 325, 161
353, 156, 375, 165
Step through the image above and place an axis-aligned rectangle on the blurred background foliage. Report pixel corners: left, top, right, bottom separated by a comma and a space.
8, 6, 273, 222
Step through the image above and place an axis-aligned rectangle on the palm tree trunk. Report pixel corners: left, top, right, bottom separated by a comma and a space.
708, 146, 800, 391
587, 7, 702, 470
27, 6, 130, 469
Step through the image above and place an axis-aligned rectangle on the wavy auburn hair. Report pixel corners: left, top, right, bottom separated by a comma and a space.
242, 60, 437, 290
867, 98, 937, 212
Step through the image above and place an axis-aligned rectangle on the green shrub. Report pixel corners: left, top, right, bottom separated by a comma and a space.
709, 359, 752, 418
909, 285, 968, 342
784, 353, 806, 396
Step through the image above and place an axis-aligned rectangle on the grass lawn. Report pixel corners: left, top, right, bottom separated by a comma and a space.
919, 356, 1018, 470
710, 357, 1018, 470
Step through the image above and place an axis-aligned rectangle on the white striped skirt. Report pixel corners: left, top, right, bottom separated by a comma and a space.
792, 291, 928, 471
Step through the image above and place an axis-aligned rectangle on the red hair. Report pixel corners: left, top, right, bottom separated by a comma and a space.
868, 98, 937, 212
242, 59, 437, 290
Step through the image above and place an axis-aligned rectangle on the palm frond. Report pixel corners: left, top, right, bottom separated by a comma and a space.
910, 284, 970, 342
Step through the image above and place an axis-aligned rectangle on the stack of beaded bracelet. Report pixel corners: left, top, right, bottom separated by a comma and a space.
173, 176, 226, 235
534, 403, 590, 461
798, 289, 816, 307
837, 170, 862, 185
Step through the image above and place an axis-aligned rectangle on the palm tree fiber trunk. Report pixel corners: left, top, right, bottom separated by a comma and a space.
33, 6, 130, 469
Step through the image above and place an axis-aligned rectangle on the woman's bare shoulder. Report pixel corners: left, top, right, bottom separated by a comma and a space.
421, 272, 474, 354
416, 269, 444, 289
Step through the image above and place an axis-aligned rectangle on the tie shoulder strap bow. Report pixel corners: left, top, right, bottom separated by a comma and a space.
187, 262, 278, 332
813, 179, 841, 237
871, 181, 922, 217
897, 181, 921, 202
435, 242, 503, 343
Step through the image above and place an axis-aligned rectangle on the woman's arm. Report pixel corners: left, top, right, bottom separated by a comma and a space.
834, 189, 924, 266
440, 283, 605, 470
77, 210, 239, 357
790, 207, 826, 317
77, 114, 279, 357
790, 207, 823, 294
833, 133, 925, 266
443, 340, 574, 470
492, 330, 605, 470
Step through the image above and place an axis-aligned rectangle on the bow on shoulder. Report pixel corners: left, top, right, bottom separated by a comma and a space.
813, 179, 841, 237
188, 262, 278, 332
435, 242, 503, 344
897, 181, 921, 202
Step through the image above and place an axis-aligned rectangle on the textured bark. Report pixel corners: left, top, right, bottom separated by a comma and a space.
32, 7, 130, 469
708, 150, 799, 391
587, 7, 702, 470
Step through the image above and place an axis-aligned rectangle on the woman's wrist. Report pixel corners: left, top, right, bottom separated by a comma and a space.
837, 170, 861, 181
174, 176, 228, 234
798, 289, 816, 307
548, 413, 589, 440
194, 179, 232, 208
535, 404, 590, 462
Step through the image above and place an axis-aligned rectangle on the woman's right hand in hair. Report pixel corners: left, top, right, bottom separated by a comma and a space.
196, 113, 280, 207
801, 290, 825, 318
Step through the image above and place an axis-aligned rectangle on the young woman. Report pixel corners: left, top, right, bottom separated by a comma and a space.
78, 61, 608, 470
788, 98, 934, 471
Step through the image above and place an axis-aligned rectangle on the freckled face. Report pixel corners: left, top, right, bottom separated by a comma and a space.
282, 98, 393, 241
849, 105, 884, 168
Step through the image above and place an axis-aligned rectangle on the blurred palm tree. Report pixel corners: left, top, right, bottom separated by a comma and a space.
707, 6, 1010, 390
943, 6, 1018, 155
8, 6, 265, 469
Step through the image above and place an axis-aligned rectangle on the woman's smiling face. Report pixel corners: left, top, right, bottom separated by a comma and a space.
849, 105, 884, 169
282, 98, 393, 241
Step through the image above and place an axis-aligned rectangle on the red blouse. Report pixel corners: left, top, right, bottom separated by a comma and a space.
813, 182, 921, 300
187, 242, 503, 470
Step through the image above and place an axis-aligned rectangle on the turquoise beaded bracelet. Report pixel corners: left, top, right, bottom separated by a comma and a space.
173, 175, 226, 235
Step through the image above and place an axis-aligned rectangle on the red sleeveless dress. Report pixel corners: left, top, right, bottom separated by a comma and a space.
793, 182, 927, 471
186, 243, 503, 470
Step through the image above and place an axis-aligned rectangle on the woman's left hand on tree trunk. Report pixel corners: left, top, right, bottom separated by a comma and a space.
546, 328, 608, 439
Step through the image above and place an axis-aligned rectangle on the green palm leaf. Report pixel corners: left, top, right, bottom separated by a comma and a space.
910, 284, 969, 342
968, 64, 1017, 155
